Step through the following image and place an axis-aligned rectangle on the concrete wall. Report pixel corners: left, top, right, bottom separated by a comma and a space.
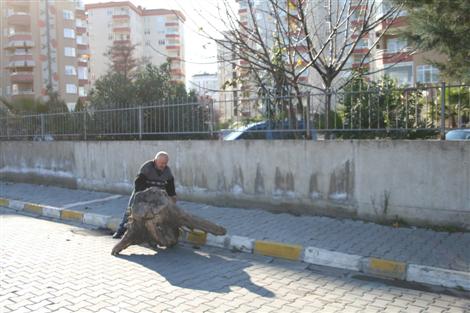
1, 140, 469, 229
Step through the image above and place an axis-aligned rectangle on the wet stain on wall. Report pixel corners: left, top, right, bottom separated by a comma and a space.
217, 172, 227, 191
328, 160, 354, 201
254, 163, 265, 194
194, 172, 208, 189
309, 173, 322, 199
275, 167, 295, 193
230, 165, 244, 192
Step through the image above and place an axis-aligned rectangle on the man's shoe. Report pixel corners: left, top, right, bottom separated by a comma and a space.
112, 228, 126, 239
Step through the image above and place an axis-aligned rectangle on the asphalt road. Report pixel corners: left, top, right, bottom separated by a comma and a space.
1, 209, 469, 313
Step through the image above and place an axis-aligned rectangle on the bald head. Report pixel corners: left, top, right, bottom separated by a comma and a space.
154, 151, 169, 171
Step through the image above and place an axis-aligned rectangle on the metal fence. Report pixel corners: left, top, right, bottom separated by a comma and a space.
1, 83, 468, 141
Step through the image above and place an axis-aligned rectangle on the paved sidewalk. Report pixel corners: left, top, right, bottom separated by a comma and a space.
1, 181, 469, 290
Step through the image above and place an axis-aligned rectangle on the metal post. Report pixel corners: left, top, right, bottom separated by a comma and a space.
440, 82, 446, 140
209, 99, 214, 138
83, 110, 87, 140
138, 106, 143, 140
6, 116, 10, 140
306, 92, 311, 139
405, 91, 409, 130
40, 114, 45, 139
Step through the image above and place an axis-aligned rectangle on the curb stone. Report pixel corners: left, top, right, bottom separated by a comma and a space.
1, 197, 469, 291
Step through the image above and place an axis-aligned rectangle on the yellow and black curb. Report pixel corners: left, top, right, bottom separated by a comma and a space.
2, 197, 469, 291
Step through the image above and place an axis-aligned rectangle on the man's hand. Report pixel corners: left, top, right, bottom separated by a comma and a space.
170, 196, 177, 204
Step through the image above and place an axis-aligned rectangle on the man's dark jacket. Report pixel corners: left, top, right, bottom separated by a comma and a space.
134, 160, 176, 196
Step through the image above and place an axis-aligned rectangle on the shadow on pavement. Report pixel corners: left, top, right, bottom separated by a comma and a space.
118, 246, 275, 298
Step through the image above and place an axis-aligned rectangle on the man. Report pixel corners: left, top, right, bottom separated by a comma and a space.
112, 151, 177, 239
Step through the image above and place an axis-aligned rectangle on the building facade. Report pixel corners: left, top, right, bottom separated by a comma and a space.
0, 0, 90, 110
190, 73, 218, 98
85, 1, 185, 85
351, 0, 444, 86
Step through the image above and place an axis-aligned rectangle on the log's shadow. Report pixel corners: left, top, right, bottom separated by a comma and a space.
118, 246, 275, 298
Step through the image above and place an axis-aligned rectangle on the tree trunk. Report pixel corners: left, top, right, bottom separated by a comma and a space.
111, 187, 227, 255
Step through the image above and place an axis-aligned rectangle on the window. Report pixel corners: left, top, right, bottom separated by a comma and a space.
78, 67, 88, 80
13, 48, 28, 55
156, 17, 165, 34
66, 84, 77, 94
64, 28, 75, 39
108, 34, 113, 40
65, 65, 76, 76
158, 39, 165, 45
356, 38, 368, 49
417, 65, 439, 84
167, 39, 179, 45
63, 10, 74, 20
66, 102, 76, 111
385, 65, 413, 86
64, 47, 76, 57
386, 37, 407, 53
166, 27, 178, 34
78, 87, 87, 97
107, 9, 112, 15
76, 36, 85, 45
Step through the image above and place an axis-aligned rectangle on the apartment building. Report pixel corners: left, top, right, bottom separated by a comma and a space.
0, 0, 90, 110
85, 1, 185, 85
216, 33, 237, 122
190, 73, 218, 98
352, 1, 445, 86
217, 0, 314, 119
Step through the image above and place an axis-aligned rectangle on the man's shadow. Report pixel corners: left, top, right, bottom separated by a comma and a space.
118, 245, 275, 297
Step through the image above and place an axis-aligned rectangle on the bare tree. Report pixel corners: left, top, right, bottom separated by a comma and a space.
210, 0, 405, 129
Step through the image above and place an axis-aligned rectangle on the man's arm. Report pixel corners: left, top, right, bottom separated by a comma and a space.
166, 177, 177, 203
134, 173, 148, 192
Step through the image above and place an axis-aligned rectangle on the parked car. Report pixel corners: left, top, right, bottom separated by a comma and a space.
223, 120, 316, 140
445, 129, 470, 140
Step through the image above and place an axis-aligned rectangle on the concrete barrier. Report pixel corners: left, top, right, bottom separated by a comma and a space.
1, 140, 469, 229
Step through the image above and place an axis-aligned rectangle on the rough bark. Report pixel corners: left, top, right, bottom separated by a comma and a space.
111, 187, 227, 255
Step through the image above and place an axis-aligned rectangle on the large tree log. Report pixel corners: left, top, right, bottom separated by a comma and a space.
111, 187, 227, 255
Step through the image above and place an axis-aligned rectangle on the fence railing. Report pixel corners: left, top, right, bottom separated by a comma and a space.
0, 83, 468, 141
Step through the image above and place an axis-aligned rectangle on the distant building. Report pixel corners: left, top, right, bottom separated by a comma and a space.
0, 0, 90, 110
190, 73, 217, 98
367, 1, 445, 86
85, 1, 185, 85
216, 33, 237, 122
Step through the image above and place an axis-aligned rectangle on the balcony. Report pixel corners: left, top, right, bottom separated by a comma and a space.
376, 48, 412, 64
78, 57, 89, 66
7, 59, 35, 68
77, 44, 89, 54
166, 45, 180, 50
7, 12, 31, 26
113, 39, 131, 46
11, 89, 35, 99
5, 39, 34, 49
8, 32, 33, 41
112, 13, 130, 20
113, 26, 131, 33
10, 71, 34, 83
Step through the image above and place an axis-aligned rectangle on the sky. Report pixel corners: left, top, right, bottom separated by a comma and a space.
82, 0, 236, 88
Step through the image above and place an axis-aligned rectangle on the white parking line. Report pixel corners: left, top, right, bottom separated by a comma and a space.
62, 195, 123, 209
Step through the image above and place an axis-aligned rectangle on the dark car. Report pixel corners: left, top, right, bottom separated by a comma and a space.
445, 129, 470, 140
223, 120, 316, 140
